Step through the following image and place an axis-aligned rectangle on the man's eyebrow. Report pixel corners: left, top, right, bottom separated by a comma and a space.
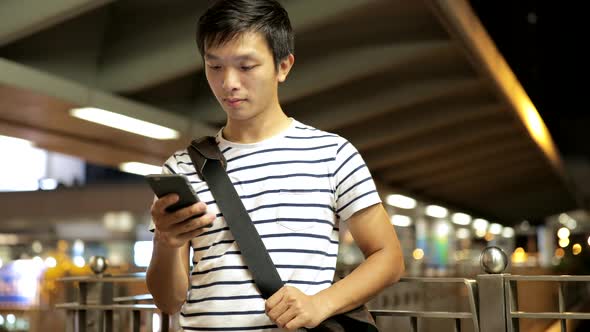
204, 53, 259, 61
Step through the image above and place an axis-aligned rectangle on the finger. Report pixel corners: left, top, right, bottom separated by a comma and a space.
171, 202, 208, 224
265, 287, 286, 312
274, 307, 298, 329
151, 194, 179, 215
172, 214, 216, 235
176, 220, 214, 242
285, 313, 313, 331
267, 298, 290, 323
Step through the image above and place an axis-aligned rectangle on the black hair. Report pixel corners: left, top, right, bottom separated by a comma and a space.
196, 0, 294, 69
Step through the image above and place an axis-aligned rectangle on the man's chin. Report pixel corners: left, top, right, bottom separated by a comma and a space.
224, 109, 256, 122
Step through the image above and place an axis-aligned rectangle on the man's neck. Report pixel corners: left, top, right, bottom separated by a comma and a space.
222, 108, 292, 144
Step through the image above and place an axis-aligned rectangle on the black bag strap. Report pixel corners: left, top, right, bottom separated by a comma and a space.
188, 136, 284, 299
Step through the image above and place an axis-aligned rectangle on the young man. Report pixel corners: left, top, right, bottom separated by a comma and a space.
147, 0, 404, 331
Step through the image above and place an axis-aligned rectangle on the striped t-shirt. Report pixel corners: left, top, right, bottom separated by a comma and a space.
157, 119, 381, 331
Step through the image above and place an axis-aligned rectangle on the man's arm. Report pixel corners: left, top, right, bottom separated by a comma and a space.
314, 202, 404, 314
146, 240, 190, 314
266, 202, 404, 329
146, 195, 216, 314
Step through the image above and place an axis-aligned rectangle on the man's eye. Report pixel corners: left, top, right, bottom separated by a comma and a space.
241, 65, 256, 71
208, 65, 222, 71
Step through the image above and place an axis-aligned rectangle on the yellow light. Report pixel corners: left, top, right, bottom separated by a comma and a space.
555, 248, 565, 258
70, 107, 180, 140
512, 247, 527, 264
484, 233, 495, 241
524, 105, 548, 145
412, 248, 424, 260
573, 243, 582, 255
516, 100, 560, 168
559, 238, 570, 248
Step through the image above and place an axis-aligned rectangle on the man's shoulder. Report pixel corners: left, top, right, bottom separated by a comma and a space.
161, 148, 191, 173
290, 120, 347, 144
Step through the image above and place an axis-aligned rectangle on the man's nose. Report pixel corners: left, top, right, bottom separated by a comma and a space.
222, 69, 240, 91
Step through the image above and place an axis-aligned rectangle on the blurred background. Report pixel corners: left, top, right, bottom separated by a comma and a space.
0, 0, 586, 331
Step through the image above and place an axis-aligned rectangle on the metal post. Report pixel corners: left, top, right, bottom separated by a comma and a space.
161, 313, 170, 332
66, 310, 75, 332
477, 274, 508, 332
104, 310, 113, 332
100, 282, 114, 332
477, 246, 510, 332
78, 282, 88, 332
505, 279, 519, 332
132, 310, 140, 332
558, 282, 566, 332
409, 316, 418, 332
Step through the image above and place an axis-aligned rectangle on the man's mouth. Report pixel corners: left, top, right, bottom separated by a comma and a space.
224, 98, 246, 107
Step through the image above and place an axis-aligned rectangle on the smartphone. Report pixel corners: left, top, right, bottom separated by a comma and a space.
145, 174, 208, 224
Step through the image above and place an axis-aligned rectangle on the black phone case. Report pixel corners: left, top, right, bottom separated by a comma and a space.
145, 175, 209, 226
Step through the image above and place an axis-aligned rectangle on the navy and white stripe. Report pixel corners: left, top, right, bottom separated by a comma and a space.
152, 119, 380, 331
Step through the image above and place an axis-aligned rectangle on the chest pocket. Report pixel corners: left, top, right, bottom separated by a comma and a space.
275, 190, 333, 232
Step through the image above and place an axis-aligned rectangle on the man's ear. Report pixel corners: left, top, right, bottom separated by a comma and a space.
277, 54, 295, 83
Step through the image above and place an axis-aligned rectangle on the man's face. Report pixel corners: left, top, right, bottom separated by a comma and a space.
204, 32, 291, 122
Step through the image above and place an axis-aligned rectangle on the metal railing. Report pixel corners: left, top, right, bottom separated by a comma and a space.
505, 275, 590, 332
55, 247, 590, 332
56, 272, 170, 332
371, 277, 479, 332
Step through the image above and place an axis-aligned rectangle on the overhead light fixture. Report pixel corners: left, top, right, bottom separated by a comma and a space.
435, 222, 450, 237
489, 223, 503, 235
70, 107, 180, 140
557, 227, 570, 239
119, 162, 161, 176
566, 218, 577, 230
473, 218, 489, 231
385, 194, 417, 209
456, 228, 471, 239
451, 212, 472, 225
425, 205, 448, 218
502, 227, 515, 238
39, 178, 58, 190
558, 213, 569, 225
391, 215, 412, 227
0, 135, 33, 147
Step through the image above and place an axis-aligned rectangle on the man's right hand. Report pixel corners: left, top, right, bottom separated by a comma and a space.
150, 194, 216, 248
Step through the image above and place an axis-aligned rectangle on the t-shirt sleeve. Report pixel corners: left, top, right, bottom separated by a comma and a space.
333, 139, 382, 221
148, 155, 178, 232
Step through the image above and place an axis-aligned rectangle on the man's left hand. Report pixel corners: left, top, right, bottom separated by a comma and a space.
265, 286, 330, 330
